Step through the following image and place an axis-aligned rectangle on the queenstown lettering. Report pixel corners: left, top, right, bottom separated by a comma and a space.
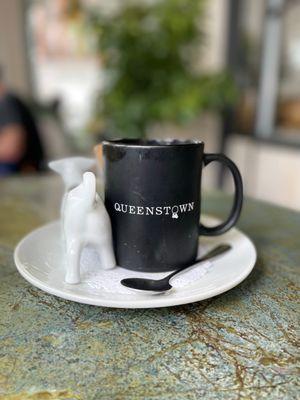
114, 202, 194, 219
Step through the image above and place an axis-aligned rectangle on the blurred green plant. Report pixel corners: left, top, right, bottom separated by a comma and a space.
80, 0, 237, 138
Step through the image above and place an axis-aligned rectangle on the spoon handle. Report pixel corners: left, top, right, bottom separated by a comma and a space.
164, 244, 231, 281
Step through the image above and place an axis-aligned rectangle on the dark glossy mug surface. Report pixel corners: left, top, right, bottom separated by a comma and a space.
103, 139, 243, 272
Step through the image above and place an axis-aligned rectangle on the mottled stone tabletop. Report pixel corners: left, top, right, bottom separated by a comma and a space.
0, 176, 299, 400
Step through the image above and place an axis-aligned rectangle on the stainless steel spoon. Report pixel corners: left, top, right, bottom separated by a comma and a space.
120, 244, 231, 293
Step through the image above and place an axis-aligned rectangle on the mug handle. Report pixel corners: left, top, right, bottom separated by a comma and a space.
199, 153, 243, 236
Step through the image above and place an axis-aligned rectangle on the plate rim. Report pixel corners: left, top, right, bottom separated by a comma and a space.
14, 216, 257, 308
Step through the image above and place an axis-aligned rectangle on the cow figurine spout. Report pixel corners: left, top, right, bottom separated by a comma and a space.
63, 171, 116, 284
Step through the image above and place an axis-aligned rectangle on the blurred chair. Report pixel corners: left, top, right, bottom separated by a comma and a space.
28, 98, 72, 163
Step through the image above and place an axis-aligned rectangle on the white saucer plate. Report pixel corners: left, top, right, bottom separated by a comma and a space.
14, 216, 257, 308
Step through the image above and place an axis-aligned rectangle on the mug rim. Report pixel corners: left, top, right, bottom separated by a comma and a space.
102, 139, 203, 148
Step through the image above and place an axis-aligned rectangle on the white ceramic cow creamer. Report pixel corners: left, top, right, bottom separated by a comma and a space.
62, 171, 116, 284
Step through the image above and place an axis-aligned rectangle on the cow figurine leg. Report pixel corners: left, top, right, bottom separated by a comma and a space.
65, 240, 83, 284
98, 244, 116, 270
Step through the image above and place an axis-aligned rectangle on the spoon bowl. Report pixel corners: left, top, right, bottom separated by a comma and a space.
121, 278, 173, 293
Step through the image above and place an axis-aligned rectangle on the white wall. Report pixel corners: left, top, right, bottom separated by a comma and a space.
0, 0, 31, 95
226, 135, 300, 211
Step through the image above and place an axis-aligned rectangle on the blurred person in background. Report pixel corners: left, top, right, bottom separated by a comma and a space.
0, 67, 44, 176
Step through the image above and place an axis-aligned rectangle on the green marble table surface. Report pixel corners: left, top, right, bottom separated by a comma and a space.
0, 176, 299, 400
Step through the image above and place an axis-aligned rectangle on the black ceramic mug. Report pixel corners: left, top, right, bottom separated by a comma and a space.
102, 139, 243, 272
